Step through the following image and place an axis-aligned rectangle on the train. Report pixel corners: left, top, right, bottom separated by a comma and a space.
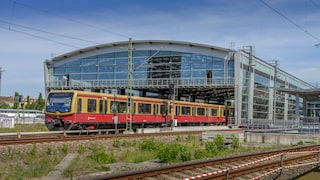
44, 90, 234, 131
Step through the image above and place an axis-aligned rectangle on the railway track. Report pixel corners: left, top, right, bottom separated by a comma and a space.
0, 130, 205, 146
91, 145, 320, 180
0, 129, 243, 146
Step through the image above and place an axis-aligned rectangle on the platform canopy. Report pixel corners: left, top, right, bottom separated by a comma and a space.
277, 88, 320, 101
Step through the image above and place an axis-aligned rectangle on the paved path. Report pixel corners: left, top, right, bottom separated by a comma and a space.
43, 153, 78, 180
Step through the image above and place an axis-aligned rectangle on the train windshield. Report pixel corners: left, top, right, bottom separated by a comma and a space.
46, 92, 74, 113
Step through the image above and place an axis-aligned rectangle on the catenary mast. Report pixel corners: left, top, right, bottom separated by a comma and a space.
124, 38, 134, 134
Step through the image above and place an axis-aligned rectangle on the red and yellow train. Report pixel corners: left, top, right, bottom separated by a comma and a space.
44, 90, 234, 131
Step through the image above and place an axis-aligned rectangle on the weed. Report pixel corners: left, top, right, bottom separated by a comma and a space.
47, 146, 54, 155
78, 144, 86, 154
61, 144, 69, 154
113, 138, 120, 148
231, 134, 240, 149
214, 134, 225, 151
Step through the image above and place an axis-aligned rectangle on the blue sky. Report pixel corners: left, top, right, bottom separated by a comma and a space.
0, 0, 320, 98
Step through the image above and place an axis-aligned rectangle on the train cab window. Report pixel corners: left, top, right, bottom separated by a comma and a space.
181, 106, 190, 115
88, 99, 96, 113
138, 103, 151, 114
197, 108, 205, 116
211, 109, 217, 116
77, 99, 82, 113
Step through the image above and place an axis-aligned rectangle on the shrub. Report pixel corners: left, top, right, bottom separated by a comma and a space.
157, 143, 191, 163
214, 134, 225, 151
194, 148, 209, 159
139, 138, 160, 151
231, 134, 240, 149
88, 143, 115, 164
204, 141, 218, 155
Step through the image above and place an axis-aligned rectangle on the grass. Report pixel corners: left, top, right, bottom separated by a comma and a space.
0, 124, 48, 133
0, 128, 293, 179
0, 144, 66, 180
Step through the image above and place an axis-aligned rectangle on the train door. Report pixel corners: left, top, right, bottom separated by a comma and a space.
160, 103, 167, 126
99, 97, 108, 125
168, 100, 177, 126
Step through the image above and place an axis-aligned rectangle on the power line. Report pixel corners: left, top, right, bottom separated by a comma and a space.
10, 0, 129, 39
259, 0, 320, 43
0, 19, 100, 44
310, 0, 320, 9
0, 25, 80, 48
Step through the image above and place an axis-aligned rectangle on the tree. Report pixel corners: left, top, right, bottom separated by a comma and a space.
30, 93, 45, 111
25, 96, 31, 109
13, 92, 20, 109
0, 101, 10, 108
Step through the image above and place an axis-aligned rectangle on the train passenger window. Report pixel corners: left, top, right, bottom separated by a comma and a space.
211, 109, 217, 116
181, 106, 190, 115
110, 101, 127, 113
88, 99, 96, 113
119, 102, 127, 113
77, 99, 82, 113
138, 103, 151, 114
197, 108, 205, 116
160, 105, 166, 114
110, 101, 118, 113
192, 107, 196, 116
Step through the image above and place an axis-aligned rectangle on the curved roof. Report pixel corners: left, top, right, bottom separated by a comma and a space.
50, 40, 231, 62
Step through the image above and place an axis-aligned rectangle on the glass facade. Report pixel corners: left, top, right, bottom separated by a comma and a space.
49, 50, 233, 89
45, 41, 316, 127
239, 51, 314, 124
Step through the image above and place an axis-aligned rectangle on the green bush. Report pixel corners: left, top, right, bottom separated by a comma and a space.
139, 138, 161, 151
88, 143, 115, 164
204, 141, 218, 155
194, 148, 210, 159
231, 134, 240, 149
157, 143, 191, 163
214, 134, 225, 151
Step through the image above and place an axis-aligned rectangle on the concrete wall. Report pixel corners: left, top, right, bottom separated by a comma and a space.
246, 132, 320, 145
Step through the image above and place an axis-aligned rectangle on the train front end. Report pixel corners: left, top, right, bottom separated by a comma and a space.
44, 91, 76, 131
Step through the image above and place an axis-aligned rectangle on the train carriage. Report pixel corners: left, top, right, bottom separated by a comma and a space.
44, 90, 234, 131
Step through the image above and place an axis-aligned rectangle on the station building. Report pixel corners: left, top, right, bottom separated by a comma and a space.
44, 40, 315, 126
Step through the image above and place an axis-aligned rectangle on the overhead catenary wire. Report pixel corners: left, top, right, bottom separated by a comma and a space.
0, 25, 80, 48
0, 19, 101, 45
9, 0, 129, 39
2, 0, 135, 53
259, 0, 320, 43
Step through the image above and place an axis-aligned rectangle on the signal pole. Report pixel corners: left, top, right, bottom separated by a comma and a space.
124, 38, 134, 134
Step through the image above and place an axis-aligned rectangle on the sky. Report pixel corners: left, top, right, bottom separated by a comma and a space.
0, 0, 320, 98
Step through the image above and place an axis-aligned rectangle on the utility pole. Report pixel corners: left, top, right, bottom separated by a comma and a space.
0, 67, 4, 96
124, 38, 134, 134
271, 60, 279, 125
